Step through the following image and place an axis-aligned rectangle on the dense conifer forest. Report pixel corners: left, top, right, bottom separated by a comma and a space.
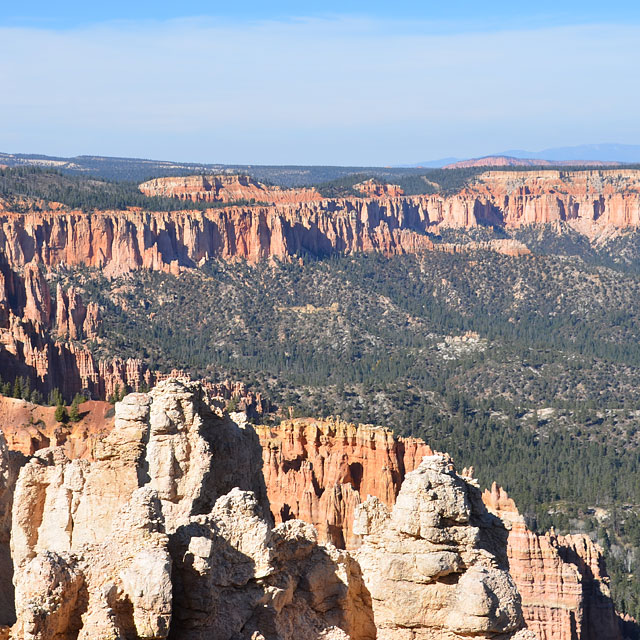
0, 167, 261, 212
53, 244, 640, 620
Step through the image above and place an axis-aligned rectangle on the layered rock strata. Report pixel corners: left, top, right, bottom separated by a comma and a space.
256, 417, 625, 640
2, 170, 639, 277
139, 174, 324, 205
0, 380, 534, 640
483, 484, 622, 640
256, 417, 432, 547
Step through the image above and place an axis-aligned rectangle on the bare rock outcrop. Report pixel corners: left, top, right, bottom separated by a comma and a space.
12, 487, 172, 640
169, 488, 376, 640
139, 174, 323, 206
0, 432, 22, 629
2, 170, 640, 277
483, 484, 622, 640
355, 455, 535, 639
256, 417, 432, 548
4, 380, 379, 639
55, 283, 99, 340
258, 419, 625, 639
1, 381, 540, 639
354, 180, 405, 198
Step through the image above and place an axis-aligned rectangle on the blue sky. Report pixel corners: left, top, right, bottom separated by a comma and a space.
4, 1, 640, 29
2, 2, 640, 165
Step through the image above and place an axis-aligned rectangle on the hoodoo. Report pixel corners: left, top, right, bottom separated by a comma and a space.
0, 381, 625, 639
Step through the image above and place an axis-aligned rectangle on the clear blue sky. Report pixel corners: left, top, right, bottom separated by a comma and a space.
2, 2, 639, 164
4, 1, 640, 29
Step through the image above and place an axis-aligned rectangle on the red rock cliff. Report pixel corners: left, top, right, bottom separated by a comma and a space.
483, 484, 623, 640
256, 417, 625, 640
256, 417, 432, 548
2, 169, 640, 275
139, 174, 323, 205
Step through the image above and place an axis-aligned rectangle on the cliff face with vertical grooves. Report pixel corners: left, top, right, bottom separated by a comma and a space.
256, 418, 433, 548
0, 380, 534, 640
3, 169, 640, 277
255, 417, 625, 640
139, 173, 324, 205
483, 484, 622, 640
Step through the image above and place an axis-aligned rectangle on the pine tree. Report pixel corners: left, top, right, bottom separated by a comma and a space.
69, 395, 82, 423
21, 377, 31, 401
54, 403, 69, 423
49, 388, 63, 406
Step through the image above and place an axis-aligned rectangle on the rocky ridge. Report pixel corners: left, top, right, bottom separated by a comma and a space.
0, 380, 535, 639
483, 484, 622, 640
139, 174, 323, 205
0, 261, 269, 411
3, 400, 620, 639
3, 169, 640, 277
255, 416, 626, 640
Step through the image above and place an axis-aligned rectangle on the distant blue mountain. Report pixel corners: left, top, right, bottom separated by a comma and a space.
501, 144, 640, 163
406, 144, 640, 168
396, 157, 461, 168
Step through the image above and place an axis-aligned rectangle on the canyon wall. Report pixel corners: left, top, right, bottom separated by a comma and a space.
0, 261, 269, 410
0, 380, 533, 640
483, 484, 622, 640
139, 173, 324, 205
256, 417, 433, 548
2, 169, 640, 276
256, 417, 625, 640
0, 383, 627, 638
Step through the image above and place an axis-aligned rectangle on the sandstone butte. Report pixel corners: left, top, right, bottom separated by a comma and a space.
6, 169, 640, 277
139, 173, 325, 205
0, 381, 625, 640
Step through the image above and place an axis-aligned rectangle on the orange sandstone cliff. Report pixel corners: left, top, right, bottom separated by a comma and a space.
0, 262, 269, 411
0, 388, 625, 639
0, 380, 534, 640
256, 417, 432, 547
3, 169, 640, 276
483, 484, 622, 640
255, 417, 625, 640
139, 173, 324, 205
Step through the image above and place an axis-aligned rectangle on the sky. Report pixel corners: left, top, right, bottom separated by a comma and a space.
2, 1, 640, 165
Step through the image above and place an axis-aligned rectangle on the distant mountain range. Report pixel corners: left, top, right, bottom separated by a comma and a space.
441, 156, 621, 169
409, 143, 640, 168
2, 144, 640, 185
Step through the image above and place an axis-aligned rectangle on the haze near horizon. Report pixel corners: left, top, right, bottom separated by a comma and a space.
2, 1, 639, 165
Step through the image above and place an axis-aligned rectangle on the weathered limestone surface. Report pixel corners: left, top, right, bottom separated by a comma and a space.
0, 380, 627, 639
1, 381, 376, 639
355, 456, 536, 640
0, 381, 538, 639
